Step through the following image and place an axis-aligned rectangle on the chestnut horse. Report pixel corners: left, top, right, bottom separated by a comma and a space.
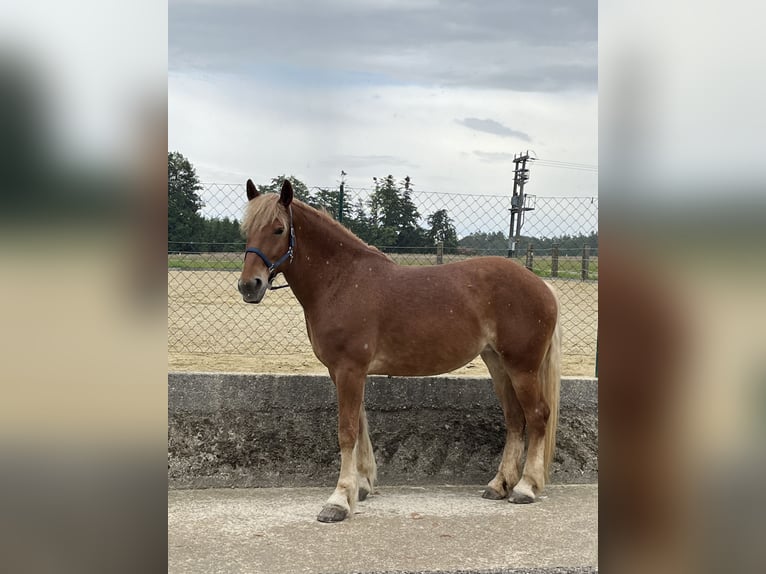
238, 179, 562, 523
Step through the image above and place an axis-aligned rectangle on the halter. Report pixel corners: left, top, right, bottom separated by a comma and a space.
243, 206, 295, 290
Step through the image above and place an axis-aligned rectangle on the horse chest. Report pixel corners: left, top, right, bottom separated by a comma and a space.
303, 310, 375, 365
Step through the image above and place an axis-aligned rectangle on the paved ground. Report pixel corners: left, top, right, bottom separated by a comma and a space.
168, 484, 597, 574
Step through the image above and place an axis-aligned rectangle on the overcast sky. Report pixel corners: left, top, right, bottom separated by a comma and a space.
169, 0, 597, 202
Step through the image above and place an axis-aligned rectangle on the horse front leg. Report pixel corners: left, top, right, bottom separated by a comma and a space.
317, 366, 365, 523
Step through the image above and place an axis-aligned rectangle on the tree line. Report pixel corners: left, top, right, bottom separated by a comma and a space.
168, 151, 597, 255
458, 230, 599, 256
168, 151, 240, 251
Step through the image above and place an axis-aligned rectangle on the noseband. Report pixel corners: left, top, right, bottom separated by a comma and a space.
244, 206, 295, 290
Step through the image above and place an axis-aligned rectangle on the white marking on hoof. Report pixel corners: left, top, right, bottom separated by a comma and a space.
327, 490, 351, 511
510, 478, 536, 504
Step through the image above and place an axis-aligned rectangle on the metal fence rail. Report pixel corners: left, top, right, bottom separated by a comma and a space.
168, 183, 598, 368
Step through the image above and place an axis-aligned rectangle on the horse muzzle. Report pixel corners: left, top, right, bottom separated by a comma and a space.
238, 277, 268, 304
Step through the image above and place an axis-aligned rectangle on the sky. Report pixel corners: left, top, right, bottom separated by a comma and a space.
169, 0, 597, 206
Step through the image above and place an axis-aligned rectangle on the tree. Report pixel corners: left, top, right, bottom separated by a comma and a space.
457, 230, 599, 257
260, 175, 311, 202
348, 197, 374, 242
367, 175, 426, 249
427, 209, 458, 253
168, 151, 204, 251
458, 231, 508, 255
313, 187, 353, 222
200, 216, 243, 252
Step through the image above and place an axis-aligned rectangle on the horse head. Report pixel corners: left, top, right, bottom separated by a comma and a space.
238, 178, 294, 303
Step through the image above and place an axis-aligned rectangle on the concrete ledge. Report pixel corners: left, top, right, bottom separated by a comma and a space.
168, 484, 598, 573
168, 373, 597, 488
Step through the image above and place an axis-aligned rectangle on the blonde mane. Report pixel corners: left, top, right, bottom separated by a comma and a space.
241, 194, 391, 260
303, 203, 392, 261
240, 194, 289, 237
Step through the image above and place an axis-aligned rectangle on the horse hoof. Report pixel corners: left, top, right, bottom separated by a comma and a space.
510, 491, 536, 504
482, 486, 506, 500
317, 504, 348, 523
358, 487, 370, 502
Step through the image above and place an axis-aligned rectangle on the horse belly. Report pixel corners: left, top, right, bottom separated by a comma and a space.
367, 319, 488, 377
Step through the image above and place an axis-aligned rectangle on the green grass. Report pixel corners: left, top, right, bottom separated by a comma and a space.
169, 257, 242, 271
526, 255, 599, 280
388, 252, 598, 279
168, 252, 598, 280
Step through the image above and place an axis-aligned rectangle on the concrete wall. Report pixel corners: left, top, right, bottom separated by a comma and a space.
168, 373, 597, 489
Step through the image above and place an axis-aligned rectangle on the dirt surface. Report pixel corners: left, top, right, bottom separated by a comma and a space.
169, 271, 597, 377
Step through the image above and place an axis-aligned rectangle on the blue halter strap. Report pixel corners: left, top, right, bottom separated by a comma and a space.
244, 206, 295, 289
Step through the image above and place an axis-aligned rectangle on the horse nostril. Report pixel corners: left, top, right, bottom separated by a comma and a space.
240, 278, 263, 294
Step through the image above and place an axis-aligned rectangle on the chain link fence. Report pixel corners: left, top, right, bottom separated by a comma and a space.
168, 183, 598, 374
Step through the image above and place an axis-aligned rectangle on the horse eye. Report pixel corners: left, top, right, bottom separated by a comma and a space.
274, 228, 284, 235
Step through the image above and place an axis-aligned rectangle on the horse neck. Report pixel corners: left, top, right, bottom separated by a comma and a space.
282, 204, 388, 308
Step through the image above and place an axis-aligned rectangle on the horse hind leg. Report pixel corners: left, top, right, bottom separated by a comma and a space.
506, 367, 550, 504
356, 402, 377, 501
480, 348, 525, 500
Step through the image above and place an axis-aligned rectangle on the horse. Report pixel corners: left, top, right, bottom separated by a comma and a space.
238, 178, 562, 523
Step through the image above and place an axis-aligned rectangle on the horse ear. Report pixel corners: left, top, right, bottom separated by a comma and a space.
279, 179, 293, 206
246, 179, 259, 201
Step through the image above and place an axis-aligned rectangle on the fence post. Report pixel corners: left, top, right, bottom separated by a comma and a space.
436, 241, 444, 264
551, 244, 559, 278
581, 245, 590, 280
525, 244, 534, 271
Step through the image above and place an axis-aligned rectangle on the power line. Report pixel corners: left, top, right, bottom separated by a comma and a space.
535, 162, 598, 170
535, 164, 598, 173
536, 158, 598, 168
533, 158, 598, 173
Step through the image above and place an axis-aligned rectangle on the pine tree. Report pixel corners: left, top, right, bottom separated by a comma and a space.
260, 175, 311, 202
427, 209, 459, 253
168, 151, 204, 252
313, 187, 353, 221
367, 175, 425, 249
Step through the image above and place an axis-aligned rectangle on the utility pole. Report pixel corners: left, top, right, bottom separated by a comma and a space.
338, 170, 347, 223
507, 151, 535, 258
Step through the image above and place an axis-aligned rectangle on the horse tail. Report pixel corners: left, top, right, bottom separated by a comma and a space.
541, 281, 562, 482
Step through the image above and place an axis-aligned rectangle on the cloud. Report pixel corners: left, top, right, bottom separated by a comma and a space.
319, 155, 417, 169
473, 151, 517, 163
458, 118, 531, 141
169, 0, 597, 93
169, 2, 597, 200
